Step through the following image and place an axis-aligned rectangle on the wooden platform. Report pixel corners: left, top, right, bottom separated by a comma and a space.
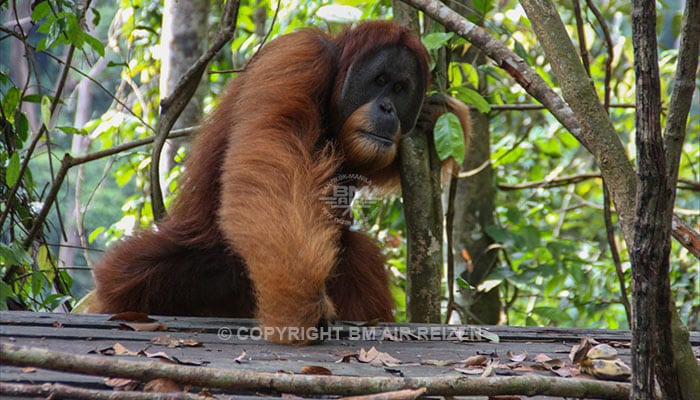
1, 311, 698, 399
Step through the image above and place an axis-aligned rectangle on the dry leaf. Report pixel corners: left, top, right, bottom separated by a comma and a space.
462, 355, 488, 366
581, 359, 631, 381
144, 378, 181, 393
455, 366, 485, 375
534, 353, 552, 363
108, 311, 156, 322
150, 334, 202, 348
52, 321, 63, 328
120, 322, 167, 332
586, 344, 618, 360
301, 365, 333, 375
358, 347, 402, 366
569, 337, 599, 363
505, 350, 528, 362
21, 367, 37, 373
334, 351, 358, 363
234, 350, 248, 364
113, 343, 138, 356
104, 377, 139, 391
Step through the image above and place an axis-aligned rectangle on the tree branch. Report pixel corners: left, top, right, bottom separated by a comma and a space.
517, 0, 636, 250
150, 0, 240, 220
0, 343, 632, 399
0, 382, 201, 400
400, 0, 637, 248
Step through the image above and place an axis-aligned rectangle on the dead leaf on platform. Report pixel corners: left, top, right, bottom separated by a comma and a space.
358, 346, 402, 366
234, 350, 248, 364
334, 351, 358, 363
533, 353, 552, 363
505, 350, 528, 362
144, 378, 181, 393
113, 342, 139, 356
587, 343, 618, 360
52, 321, 63, 328
455, 366, 485, 375
143, 351, 206, 366
569, 337, 599, 363
465, 354, 489, 366
301, 365, 333, 375
21, 367, 36, 373
108, 311, 156, 323
105, 377, 139, 391
120, 322, 167, 332
541, 358, 572, 377
581, 358, 631, 381
91, 342, 138, 356
150, 334, 202, 348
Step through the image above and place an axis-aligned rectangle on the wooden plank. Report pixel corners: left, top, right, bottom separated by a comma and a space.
2, 311, 698, 399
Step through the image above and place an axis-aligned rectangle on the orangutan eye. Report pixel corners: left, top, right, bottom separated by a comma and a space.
375, 74, 387, 86
393, 82, 404, 93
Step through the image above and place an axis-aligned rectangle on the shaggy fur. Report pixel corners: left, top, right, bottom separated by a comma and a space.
92, 21, 470, 344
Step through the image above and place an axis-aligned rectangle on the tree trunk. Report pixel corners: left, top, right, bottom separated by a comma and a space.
158, 0, 210, 197
394, 1, 444, 323
453, 109, 499, 324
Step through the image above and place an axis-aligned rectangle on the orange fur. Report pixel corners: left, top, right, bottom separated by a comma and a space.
92, 21, 432, 344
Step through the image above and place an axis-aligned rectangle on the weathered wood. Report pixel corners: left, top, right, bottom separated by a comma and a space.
1, 311, 698, 399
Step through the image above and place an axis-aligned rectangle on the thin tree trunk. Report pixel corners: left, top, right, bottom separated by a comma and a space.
158, 0, 210, 198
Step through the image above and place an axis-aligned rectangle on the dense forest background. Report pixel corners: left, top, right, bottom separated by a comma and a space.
0, 0, 697, 333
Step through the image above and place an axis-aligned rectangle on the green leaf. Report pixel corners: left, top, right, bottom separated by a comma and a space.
5, 152, 20, 187
88, 226, 106, 243
434, 112, 465, 164
31, 1, 51, 21
15, 112, 29, 143
0, 281, 11, 310
41, 95, 52, 128
83, 33, 105, 56
31, 271, 44, 297
422, 32, 454, 50
452, 86, 491, 113
57, 126, 87, 135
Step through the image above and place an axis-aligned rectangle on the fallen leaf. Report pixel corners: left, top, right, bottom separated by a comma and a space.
581, 359, 631, 381
142, 351, 206, 366
301, 365, 332, 375
150, 334, 202, 348
52, 321, 63, 328
113, 343, 138, 356
455, 366, 485, 375
234, 350, 248, 364
144, 378, 181, 393
104, 377, 139, 391
384, 366, 404, 376
21, 367, 37, 373
534, 353, 552, 363
505, 350, 528, 362
334, 351, 358, 363
358, 347, 402, 366
120, 322, 167, 332
569, 337, 599, 363
587, 344, 618, 360
108, 311, 156, 322
462, 354, 488, 366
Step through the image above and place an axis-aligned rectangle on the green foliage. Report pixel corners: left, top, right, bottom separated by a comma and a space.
1, 0, 696, 331
434, 112, 466, 164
